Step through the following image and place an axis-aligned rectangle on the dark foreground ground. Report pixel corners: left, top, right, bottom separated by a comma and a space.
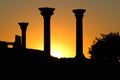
1, 63, 120, 80
1, 49, 120, 80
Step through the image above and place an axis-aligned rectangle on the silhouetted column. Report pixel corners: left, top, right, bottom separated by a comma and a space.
73, 9, 86, 60
39, 7, 55, 57
18, 22, 28, 49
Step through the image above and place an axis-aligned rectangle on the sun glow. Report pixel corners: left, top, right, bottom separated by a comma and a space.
51, 44, 65, 59
30, 42, 70, 59
51, 49, 62, 59
51, 43, 74, 59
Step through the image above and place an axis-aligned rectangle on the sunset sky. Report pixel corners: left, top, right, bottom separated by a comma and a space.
0, 0, 120, 59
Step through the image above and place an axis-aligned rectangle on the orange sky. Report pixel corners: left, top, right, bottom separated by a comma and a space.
0, 0, 120, 59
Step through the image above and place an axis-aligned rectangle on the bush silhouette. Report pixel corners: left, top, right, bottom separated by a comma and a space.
89, 32, 120, 63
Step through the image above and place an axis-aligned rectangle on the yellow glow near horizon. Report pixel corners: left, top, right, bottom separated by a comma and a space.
51, 43, 76, 58
29, 42, 76, 59
51, 49, 62, 59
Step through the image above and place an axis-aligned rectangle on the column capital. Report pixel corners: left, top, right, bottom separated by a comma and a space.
18, 22, 29, 31
39, 7, 55, 16
73, 9, 86, 16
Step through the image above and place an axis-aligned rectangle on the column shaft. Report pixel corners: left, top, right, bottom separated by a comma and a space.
73, 9, 86, 60
39, 7, 55, 57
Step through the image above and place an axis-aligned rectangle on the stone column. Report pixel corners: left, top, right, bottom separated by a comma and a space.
18, 22, 28, 49
73, 9, 86, 60
39, 7, 55, 57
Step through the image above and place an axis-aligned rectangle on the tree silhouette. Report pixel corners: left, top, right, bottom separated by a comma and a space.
89, 32, 120, 63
